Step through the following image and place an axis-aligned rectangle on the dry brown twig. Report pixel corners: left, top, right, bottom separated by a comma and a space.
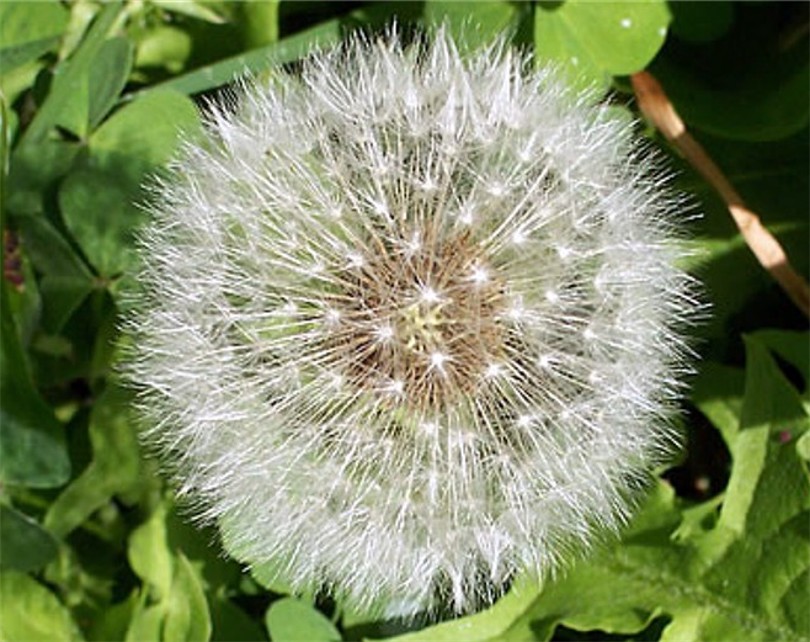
631, 71, 810, 319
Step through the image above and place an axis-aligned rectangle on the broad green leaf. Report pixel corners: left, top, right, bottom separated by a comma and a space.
797, 432, 810, 462
18, 2, 123, 145
58, 90, 199, 279
59, 168, 142, 278
266, 597, 342, 642
0, 1, 69, 72
6, 139, 80, 217
87, 89, 200, 186
535, 0, 670, 89
0, 59, 40, 108
0, 281, 70, 488
0, 571, 82, 641
0, 504, 59, 572
44, 383, 142, 538
691, 361, 745, 444
653, 56, 808, 143
125, 597, 165, 642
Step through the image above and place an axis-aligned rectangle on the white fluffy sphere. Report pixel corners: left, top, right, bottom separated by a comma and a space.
126, 29, 697, 616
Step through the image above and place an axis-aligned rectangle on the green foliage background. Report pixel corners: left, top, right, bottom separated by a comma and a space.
1, 1, 808, 641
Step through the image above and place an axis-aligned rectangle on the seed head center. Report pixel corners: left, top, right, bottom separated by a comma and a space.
326, 231, 506, 413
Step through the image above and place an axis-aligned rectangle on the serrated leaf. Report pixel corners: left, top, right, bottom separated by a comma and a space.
266, 597, 342, 642
0, 504, 59, 572
0, 571, 83, 641
535, 0, 670, 89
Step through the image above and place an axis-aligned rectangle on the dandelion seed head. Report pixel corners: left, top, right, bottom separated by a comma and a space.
126, 28, 699, 617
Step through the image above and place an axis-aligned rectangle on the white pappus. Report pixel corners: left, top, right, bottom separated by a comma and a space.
125, 28, 699, 617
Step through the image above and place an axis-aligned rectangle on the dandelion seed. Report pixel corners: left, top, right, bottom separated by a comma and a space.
125, 28, 699, 618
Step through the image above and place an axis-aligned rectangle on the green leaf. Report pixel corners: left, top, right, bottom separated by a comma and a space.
128, 502, 174, 601
14, 214, 95, 333
18, 2, 123, 145
0, 281, 71, 488
125, 597, 165, 642
0, 571, 83, 641
126, 502, 213, 642
0, 504, 59, 572
86, 591, 138, 642
140, 18, 343, 96
44, 383, 142, 538
0, 1, 69, 72
58, 90, 199, 279
535, 0, 670, 89
163, 553, 212, 642
749, 330, 810, 393
87, 89, 200, 186
266, 597, 342, 642
59, 168, 142, 278
691, 361, 746, 444
6, 139, 80, 217
87, 37, 135, 132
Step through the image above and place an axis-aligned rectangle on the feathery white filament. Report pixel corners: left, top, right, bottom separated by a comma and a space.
126, 29, 698, 617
